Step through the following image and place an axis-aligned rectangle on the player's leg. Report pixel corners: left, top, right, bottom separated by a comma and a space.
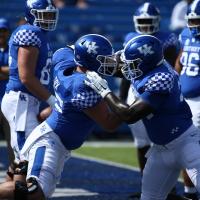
140, 146, 180, 200
25, 131, 70, 199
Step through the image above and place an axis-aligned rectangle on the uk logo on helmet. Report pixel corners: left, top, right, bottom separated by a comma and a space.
84, 41, 98, 54
137, 44, 154, 56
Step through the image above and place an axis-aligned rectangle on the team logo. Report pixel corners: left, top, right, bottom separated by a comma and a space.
137, 44, 154, 56
27, 0, 38, 8
84, 41, 98, 54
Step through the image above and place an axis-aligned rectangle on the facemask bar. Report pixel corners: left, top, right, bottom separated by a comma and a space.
31, 5, 59, 31
121, 58, 143, 80
134, 16, 160, 34
97, 55, 117, 76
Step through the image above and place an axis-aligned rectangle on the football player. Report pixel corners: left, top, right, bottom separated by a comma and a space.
85, 35, 200, 200
118, 2, 196, 199
0, 34, 122, 199
175, 1, 200, 198
0, 0, 58, 184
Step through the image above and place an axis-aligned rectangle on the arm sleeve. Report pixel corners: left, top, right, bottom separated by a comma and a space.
71, 86, 102, 110
13, 29, 41, 48
138, 72, 174, 109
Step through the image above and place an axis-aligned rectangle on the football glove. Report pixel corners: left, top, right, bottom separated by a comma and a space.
85, 71, 111, 98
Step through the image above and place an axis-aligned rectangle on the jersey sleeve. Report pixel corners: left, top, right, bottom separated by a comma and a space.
71, 86, 102, 110
137, 72, 174, 109
143, 72, 174, 93
13, 29, 41, 48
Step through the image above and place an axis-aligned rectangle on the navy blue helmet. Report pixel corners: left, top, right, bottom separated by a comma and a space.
25, 0, 59, 31
134, 2, 160, 34
121, 35, 164, 80
74, 34, 117, 76
186, 0, 200, 37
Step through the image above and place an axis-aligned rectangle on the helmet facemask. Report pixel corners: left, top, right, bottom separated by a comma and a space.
121, 58, 143, 80
134, 15, 160, 34
31, 5, 59, 31
187, 14, 200, 37
97, 55, 117, 76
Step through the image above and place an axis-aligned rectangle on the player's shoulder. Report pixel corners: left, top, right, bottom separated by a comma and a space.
154, 31, 177, 42
53, 46, 76, 76
139, 66, 175, 93
124, 32, 139, 46
179, 27, 192, 40
11, 24, 44, 47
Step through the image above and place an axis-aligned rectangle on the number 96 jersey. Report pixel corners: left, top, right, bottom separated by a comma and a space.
179, 27, 200, 98
6, 24, 52, 95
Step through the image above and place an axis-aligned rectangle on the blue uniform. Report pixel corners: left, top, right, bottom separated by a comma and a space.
7, 24, 52, 94
124, 31, 179, 51
179, 27, 200, 98
46, 47, 102, 150
132, 61, 192, 145
0, 47, 9, 101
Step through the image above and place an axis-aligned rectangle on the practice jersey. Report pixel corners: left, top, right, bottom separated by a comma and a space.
46, 47, 102, 150
6, 24, 53, 95
124, 31, 179, 51
132, 61, 192, 145
178, 27, 200, 98
0, 46, 9, 101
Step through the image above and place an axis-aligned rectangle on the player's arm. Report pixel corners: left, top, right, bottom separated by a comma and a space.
18, 46, 52, 101
174, 49, 183, 74
104, 93, 153, 124
83, 100, 122, 132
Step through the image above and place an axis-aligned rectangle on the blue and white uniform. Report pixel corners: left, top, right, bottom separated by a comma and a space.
1, 24, 53, 161
21, 47, 102, 197
178, 27, 200, 128
124, 31, 179, 148
135, 61, 200, 200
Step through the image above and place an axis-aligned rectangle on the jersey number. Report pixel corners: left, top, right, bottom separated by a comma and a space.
40, 58, 51, 85
180, 52, 199, 76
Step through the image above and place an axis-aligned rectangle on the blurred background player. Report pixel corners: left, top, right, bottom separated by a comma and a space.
169, 0, 194, 33
85, 34, 200, 200
175, 0, 200, 198
0, 0, 59, 183
0, 34, 122, 199
0, 17, 14, 172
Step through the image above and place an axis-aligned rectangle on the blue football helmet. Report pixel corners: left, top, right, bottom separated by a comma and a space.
133, 2, 160, 34
25, 0, 59, 31
121, 35, 164, 80
186, 0, 200, 37
74, 34, 117, 76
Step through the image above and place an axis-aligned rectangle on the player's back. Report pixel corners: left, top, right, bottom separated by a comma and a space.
7, 24, 52, 95
133, 61, 192, 145
178, 27, 200, 98
46, 47, 101, 150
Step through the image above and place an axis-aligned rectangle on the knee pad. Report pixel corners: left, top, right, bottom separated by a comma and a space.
14, 161, 28, 175
14, 181, 28, 200
27, 177, 39, 194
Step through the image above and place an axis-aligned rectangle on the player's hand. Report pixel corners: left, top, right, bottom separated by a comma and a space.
37, 106, 52, 122
85, 71, 111, 98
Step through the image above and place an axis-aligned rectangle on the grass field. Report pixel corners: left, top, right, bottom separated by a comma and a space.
74, 142, 139, 168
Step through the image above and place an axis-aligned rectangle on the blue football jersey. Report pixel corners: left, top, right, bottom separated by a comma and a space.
6, 24, 53, 95
178, 27, 200, 98
46, 47, 102, 150
124, 31, 179, 51
132, 61, 192, 145
0, 47, 9, 101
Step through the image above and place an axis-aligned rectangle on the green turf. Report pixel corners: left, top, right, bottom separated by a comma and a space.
74, 146, 139, 167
